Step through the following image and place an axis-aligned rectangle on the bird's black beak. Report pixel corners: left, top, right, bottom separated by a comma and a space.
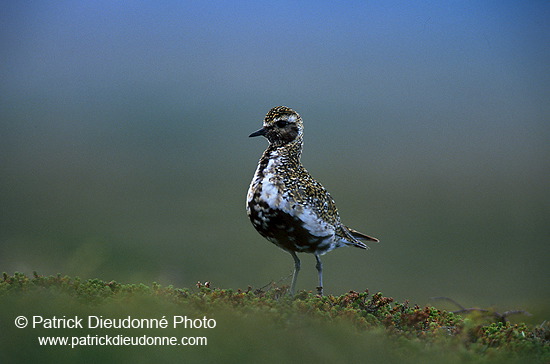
249, 127, 266, 138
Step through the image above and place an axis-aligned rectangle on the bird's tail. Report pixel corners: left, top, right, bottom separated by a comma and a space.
339, 225, 379, 250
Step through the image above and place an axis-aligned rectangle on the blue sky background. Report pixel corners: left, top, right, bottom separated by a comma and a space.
1, 1, 548, 313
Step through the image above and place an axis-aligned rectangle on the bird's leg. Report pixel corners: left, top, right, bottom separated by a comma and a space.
289, 251, 300, 296
315, 254, 323, 296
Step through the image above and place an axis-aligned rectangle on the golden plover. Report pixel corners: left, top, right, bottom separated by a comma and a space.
246, 106, 379, 296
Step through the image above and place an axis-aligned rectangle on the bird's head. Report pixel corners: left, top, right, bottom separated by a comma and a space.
249, 106, 303, 146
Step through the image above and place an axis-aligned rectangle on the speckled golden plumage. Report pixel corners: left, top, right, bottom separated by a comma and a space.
246, 106, 379, 296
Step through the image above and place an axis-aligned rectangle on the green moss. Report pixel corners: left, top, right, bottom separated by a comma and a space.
1, 272, 548, 363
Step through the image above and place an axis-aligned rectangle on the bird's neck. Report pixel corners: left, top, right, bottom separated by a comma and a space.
263, 136, 303, 164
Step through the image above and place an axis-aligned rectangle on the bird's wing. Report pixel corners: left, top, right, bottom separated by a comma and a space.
346, 227, 379, 242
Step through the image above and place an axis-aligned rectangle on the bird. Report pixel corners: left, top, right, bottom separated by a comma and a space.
246, 106, 379, 296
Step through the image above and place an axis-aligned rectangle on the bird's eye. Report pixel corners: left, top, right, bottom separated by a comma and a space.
276, 120, 288, 128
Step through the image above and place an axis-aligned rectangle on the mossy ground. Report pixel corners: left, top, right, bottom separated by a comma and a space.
1, 272, 548, 363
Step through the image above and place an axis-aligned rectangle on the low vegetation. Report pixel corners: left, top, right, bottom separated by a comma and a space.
1, 272, 548, 363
